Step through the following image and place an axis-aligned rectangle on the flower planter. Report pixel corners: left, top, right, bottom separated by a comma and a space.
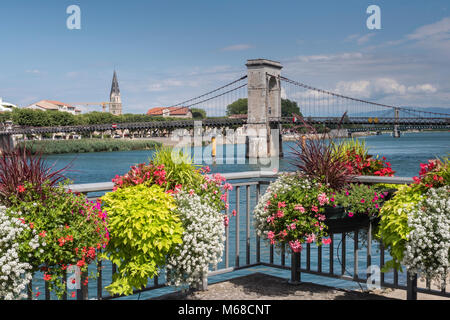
324, 206, 379, 233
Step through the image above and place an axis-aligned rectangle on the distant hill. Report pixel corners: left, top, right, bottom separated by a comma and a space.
351, 106, 450, 118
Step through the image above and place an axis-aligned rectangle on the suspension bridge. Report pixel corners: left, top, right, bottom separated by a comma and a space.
0, 59, 449, 156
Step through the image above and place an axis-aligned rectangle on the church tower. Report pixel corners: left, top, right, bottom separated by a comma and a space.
109, 71, 122, 115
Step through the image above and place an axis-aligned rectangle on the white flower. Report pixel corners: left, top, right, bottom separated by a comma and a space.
165, 191, 225, 288
402, 187, 450, 287
0, 207, 33, 300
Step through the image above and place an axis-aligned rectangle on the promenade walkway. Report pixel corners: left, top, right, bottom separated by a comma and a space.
152, 273, 450, 300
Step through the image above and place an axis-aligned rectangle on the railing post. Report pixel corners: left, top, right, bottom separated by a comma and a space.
77, 271, 89, 300
407, 271, 418, 300
289, 252, 301, 284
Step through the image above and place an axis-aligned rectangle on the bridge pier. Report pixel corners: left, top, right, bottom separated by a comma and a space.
245, 59, 283, 159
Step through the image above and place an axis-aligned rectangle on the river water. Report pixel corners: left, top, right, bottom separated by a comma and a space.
47, 131, 450, 184
35, 131, 449, 300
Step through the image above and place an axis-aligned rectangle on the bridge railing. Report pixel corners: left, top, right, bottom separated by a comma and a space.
27, 172, 449, 300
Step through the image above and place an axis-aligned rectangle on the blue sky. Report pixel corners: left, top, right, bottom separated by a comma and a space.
1, 0, 450, 113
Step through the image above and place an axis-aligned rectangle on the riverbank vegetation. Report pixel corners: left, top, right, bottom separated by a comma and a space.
18, 138, 161, 154
0, 108, 208, 127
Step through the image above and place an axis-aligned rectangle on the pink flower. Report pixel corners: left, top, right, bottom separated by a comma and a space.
278, 201, 286, 208
267, 231, 275, 240
322, 238, 332, 245
222, 183, 233, 191
276, 210, 284, 218
220, 193, 227, 202
317, 214, 326, 221
201, 166, 211, 174
223, 216, 229, 227
360, 199, 365, 203
311, 206, 318, 213
375, 204, 379, 209
318, 193, 329, 206
348, 212, 354, 217
295, 205, 305, 213
289, 240, 302, 253
306, 234, 316, 244
232, 209, 237, 217
287, 223, 296, 230
189, 189, 195, 196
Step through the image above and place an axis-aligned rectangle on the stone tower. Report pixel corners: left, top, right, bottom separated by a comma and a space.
245, 59, 283, 158
109, 71, 122, 115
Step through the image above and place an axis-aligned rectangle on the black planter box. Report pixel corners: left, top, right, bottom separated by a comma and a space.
324, 206, 380, 233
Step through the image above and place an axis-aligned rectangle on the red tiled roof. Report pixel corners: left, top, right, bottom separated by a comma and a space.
147, 107, 190, 116
44, 100, 74, 108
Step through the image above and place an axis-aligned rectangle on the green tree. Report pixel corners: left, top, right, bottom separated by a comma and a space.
48, 110, 76, 126
191, 108, 206, 119
12, 108, 52, 127
281, 99, 301, 117
226, 98, 248, 116
226, 98, 302, 117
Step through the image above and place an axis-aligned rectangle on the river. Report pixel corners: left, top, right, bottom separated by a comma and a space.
46, 131, 450, 184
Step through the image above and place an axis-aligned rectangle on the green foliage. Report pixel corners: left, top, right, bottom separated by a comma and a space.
7, 181, 109, 298
191, 108, 206, 119
226, 98, 248, 116
100, 184, 184, 296
332, 184, 385, 217
18, 139, 161, 155
151, 147, 204, 191
226, 98, 303, 117
281, 99, 301, 117
333, 139, 369, 159
376, 184, 425, 272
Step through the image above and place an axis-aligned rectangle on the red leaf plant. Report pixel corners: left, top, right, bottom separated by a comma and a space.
288, 113, 351, 190
0, 147, 71, 205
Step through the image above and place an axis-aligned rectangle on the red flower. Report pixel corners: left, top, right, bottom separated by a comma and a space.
16, 185, 26, 193
43, 273, 52, 281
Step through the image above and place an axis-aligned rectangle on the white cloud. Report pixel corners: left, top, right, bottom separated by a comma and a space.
407, 17, 450, 41
335, 78, 437, 100
25, 69, 40, 74
220, 44, 253, 51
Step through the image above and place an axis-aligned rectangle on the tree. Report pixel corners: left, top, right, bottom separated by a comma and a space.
226, 98, 302, 117
226, 98, 248, 116
191, 108, 206, 119
281, 99, 301, 117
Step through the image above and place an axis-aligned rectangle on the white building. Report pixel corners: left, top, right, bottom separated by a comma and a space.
0, 97, 18, 112
26, 100, 81, 115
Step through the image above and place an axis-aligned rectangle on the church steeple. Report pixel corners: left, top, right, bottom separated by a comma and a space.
110, 70, 120, 96
109, 70, 122, 115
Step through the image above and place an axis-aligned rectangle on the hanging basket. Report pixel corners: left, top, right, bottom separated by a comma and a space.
323, 206, 379, 233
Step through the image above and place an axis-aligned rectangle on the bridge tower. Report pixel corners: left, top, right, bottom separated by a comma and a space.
245, 59, 283, 158
393, 107, 400, 138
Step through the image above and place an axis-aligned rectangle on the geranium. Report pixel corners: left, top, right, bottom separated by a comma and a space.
412, 157, 449, 191
254, 174, 331, 252
332, 183, 385, 217
7, 181, 109, 299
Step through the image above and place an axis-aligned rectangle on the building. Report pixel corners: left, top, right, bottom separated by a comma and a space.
147, 106, 192, 118
25, 100, 81, 115
109, 71, 122, 115
0, 97, 18, 112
